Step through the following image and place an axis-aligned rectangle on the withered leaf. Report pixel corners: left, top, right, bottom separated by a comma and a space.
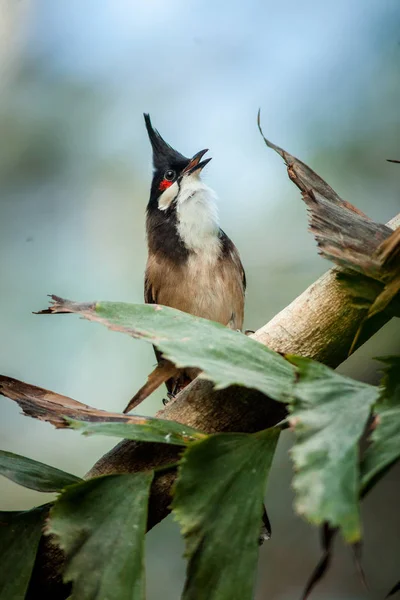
350, 229, 400, 352
124, 360, 179, 413
300, 526, 367, 600
0, 375, 203, 445
257, 111, 391, 277
257, 111, 399, 353
0, 374, 151, 428
300, 524, 336, 600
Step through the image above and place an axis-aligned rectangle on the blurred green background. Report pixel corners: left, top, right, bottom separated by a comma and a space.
0, 1, 399, 598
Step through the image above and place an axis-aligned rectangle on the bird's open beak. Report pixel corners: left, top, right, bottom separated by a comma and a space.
182, 149, 212, 176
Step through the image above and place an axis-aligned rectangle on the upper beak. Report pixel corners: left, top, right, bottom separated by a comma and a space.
182, 149, 212, 176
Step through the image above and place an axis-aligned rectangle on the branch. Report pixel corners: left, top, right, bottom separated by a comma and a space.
15, 130, 400, 597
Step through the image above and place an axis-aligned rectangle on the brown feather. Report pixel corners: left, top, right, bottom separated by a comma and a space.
139, 239, 245, 402
145, 246, 245, 329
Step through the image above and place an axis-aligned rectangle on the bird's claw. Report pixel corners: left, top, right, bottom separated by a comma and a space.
162, 391, 176, 406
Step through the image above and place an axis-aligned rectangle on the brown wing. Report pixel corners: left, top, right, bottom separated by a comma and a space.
231, 242, 246, 293
218, 230, 246, 330
142, 232, 246, 397
219, 229, 246, 291
144, 271, 157, 304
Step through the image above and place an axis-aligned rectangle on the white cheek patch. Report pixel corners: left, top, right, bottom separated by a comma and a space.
158, 181, 179, 210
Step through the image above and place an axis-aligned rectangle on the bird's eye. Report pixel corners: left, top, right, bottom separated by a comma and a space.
164, 169, 176, 181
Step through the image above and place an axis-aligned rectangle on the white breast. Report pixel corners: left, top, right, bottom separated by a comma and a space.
176, 177, 221, 261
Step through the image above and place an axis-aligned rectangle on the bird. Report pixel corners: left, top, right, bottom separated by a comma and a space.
123, 114, 246, 413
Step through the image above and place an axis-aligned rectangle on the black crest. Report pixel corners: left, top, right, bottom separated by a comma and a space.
144, 114, 189, 170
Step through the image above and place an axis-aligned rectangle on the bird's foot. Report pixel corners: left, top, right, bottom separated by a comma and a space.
244, 329, 255, 336
162, 391, 176, 406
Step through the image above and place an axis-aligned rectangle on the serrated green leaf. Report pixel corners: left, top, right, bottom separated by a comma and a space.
172, 429, 279, 600
68, 418, 205, 446
48, 473, 153, 600
287, 356, 379, 542
41, 297, 295, 403
0, 450, 81, 492
0, 504, 49, 600
361, 357, 400, 494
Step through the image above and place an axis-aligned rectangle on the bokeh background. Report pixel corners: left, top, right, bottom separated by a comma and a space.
1, 1, 400, 598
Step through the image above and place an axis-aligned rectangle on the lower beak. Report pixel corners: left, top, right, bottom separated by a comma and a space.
183, 149, 212, 175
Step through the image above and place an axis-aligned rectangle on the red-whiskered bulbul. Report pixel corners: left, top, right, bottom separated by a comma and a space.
123, 114, 246, 413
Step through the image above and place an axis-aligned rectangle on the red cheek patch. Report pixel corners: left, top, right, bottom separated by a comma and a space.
159, 179, 173, 191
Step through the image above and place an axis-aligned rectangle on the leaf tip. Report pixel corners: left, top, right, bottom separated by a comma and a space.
288, 416, 300, 429
35, 295, 69, 315
35, 296, 97, 316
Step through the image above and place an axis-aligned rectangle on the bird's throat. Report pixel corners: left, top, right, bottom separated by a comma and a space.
176, 184, 220, 258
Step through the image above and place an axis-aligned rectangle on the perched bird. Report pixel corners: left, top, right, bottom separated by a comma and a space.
123, 114, 246, 413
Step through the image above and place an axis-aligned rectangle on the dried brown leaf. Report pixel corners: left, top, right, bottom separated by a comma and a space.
377, 226, 400, 269
0, 375, 152, 428
257, 111, 362, 213
257, 112, 399, 355
0, 375, 203, 446
350, 229, 400, 352
123, 360, 179, 414
257, 112, 391, 279
301, 524, 336, 600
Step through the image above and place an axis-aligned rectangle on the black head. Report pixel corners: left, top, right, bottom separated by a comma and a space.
144, 114, 210, 209
144, 114, 189, 170
144, 114, 189, 203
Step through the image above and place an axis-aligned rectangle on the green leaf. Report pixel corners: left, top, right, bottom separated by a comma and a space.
47, 472, 153, 600
68, 418, 205, 446
361, 357, 400, 494
287, 356, 379, 542
172, 428, 280, 600
0, 504, 49, 600
41, 297, 295, 403
0, 450, 81, 492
